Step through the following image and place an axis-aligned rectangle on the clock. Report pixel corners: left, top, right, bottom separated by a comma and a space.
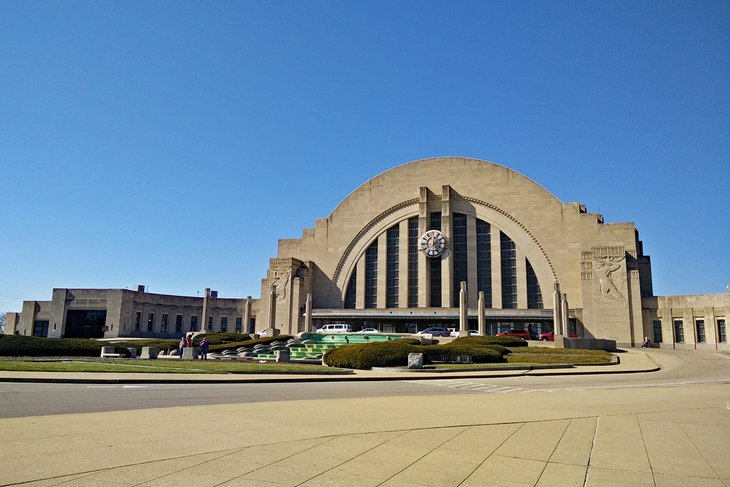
420, 230, 447, 258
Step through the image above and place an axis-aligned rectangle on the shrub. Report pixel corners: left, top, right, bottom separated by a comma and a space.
426, 342, 507, 363
323, 340, 422, 369
322, 338, 507, 369
0, 335, 102, 357
453, 336, 527, 348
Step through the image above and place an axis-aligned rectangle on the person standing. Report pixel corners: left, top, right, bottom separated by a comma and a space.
199, 337, 209, 360
178, 336, 186, 359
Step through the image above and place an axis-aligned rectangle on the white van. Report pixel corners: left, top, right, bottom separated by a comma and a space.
317, 324, 352, 334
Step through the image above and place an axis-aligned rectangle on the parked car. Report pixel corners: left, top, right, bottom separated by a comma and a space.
539, 331, 579, 341
449, 328, 480, 337
539, 331, 554, 341
317, 324, 352, 333
417, 326, 450, 337
358, 327, 380, 333
496, 328, 530, 340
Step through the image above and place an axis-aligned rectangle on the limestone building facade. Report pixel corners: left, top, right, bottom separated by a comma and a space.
5, 157, 727, 350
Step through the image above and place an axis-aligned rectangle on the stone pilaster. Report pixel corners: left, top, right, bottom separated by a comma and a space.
478, 291, 485, 335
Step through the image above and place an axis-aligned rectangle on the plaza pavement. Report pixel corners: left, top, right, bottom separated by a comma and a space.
1, 350, 729, 487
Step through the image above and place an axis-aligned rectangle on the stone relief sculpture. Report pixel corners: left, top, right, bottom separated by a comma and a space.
593, 255, 627, 306
271, 266, 291, 302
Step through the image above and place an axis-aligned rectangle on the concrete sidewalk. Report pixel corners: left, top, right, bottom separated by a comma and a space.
1, 351, 728, 486
0, 349, 659, 384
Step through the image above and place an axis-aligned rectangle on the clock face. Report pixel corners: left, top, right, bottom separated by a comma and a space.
420, 230, 447, 258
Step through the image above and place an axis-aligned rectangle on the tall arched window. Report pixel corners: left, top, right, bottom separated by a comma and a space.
500, 232, 517, 309
364, 242, 378, 308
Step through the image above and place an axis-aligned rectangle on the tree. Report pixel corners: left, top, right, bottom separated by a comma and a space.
0, 312, 5, 334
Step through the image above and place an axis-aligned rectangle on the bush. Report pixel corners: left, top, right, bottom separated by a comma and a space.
323, 340, 422, 369
426, 342, 507, 363
453, 336, 527, 348
322, 338, 507, 369
0, 335, 102, 357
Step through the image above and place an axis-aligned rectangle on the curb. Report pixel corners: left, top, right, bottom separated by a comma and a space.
0, 363, 660, 385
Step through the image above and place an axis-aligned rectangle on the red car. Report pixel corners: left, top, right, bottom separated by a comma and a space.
539, 331, 555, 341
539, 331, 579, 341
496, 329, 530, 340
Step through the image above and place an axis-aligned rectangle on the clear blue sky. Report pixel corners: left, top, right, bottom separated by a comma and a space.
1, 0, 728, 313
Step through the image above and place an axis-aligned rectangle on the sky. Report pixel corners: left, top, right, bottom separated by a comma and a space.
1, 0, 728, 314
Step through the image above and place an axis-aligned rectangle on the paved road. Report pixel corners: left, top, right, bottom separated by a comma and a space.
1, 349, 729, 486
1, 349, 728, 419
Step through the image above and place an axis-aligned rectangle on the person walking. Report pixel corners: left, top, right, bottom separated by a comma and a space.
178, 336, 186, 359
199, 337, 209, 360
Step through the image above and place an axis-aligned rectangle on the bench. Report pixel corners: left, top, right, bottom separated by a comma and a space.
100, 346, 125, 358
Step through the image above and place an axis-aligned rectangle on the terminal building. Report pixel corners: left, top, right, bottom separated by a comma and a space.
5, 157, 728, 350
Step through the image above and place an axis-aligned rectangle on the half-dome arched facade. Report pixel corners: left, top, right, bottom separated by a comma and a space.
259, 157, 653, 346
7, 156, 727, 349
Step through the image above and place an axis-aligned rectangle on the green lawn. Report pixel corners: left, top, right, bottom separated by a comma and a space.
505, 347, 612, 365
0, 359, 348, 374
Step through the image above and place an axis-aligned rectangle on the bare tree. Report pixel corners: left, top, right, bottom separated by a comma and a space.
0, 312, 5, 334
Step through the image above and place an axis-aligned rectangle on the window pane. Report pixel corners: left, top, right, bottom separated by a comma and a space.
365, 241, 378, 308
386, 225, 399, 308
452, 213, 468, 306
476, 219, 492, 308
500, 232, 517, 309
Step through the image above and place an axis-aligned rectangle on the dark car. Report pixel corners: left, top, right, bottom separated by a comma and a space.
496, 329, 530, 340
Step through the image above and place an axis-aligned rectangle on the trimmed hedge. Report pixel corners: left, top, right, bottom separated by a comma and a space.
0, 335, 102, 357
429, 342, 507, 362
452, 336, 527, 348
0, 332, 254, 356
323, 339, 423, 369
322, 337, 508, 369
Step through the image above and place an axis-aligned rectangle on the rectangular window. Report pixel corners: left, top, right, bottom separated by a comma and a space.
365, 242, 378, 308
134, 311, 141, 331
452, 213, 468, 306
221, 317, 228, 333
147, 313, 154, 332
718, 319, 726, 343
175, 315, 183, 333
161, 313, 168, 332
208, 316, 214, 331
235, 317, 242, 333
33, 320, 49, 337
476, 219, 492, 308
696, 319, 705, 343
407, 217, 419, 307
386, 225, 399, 308
652, 320, 662, 343
674, 319, 684, 343
190, 315, 198, 332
